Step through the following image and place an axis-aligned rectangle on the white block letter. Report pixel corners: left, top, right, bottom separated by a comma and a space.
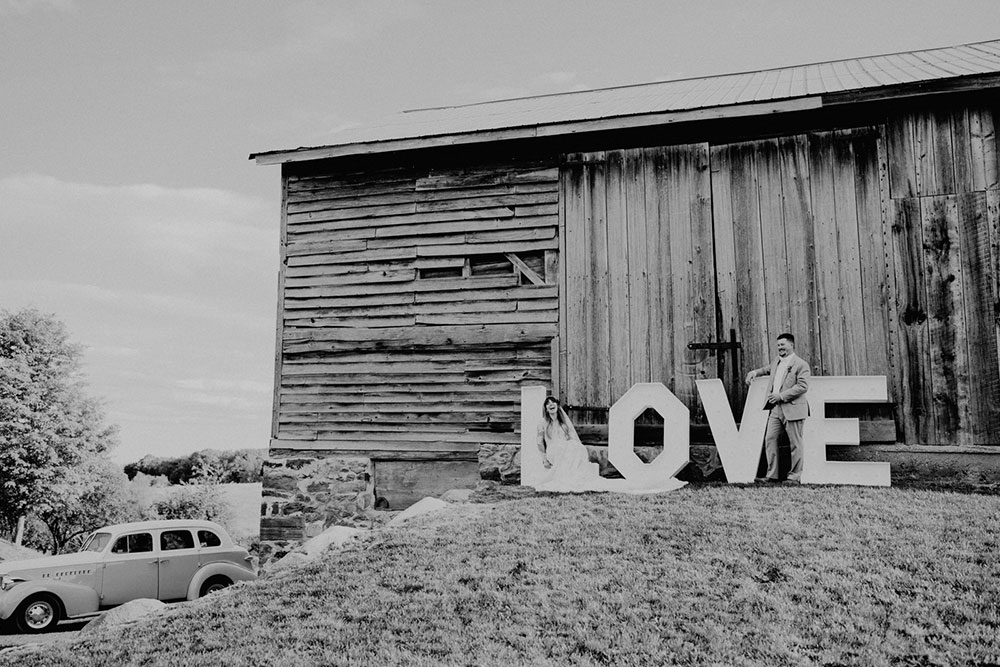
608, 383, 689, 487
519, 386, 548, 487
802, 376, 891, 487
697, 377, 771, 484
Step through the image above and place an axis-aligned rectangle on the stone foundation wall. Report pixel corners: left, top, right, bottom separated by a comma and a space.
259, 452, 376, 565
832, 445, 1000, 492
478, 444, 521, 484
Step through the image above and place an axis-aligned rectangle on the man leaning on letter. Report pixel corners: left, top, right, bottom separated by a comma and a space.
745, 332, 810, 484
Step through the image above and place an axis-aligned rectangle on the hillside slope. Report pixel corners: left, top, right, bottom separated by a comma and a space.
3, 485, 999, 666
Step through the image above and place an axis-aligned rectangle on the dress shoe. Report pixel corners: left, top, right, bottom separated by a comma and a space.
784, 477, 801, 485
754, 477, 779, 483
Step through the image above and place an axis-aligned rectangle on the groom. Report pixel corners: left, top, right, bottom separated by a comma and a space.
745, 332, 810, 484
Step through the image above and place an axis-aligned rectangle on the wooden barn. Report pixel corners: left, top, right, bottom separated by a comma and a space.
252, 39, 1000, 539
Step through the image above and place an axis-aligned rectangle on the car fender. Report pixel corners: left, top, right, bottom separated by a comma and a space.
0, 580, 99, 621
186, 562, 256, 600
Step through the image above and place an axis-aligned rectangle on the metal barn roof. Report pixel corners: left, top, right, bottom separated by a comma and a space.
253, 38, 1000, 164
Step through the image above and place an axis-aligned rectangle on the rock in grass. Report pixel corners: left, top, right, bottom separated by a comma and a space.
83, 599, 167, 633
270, 551, 310, 572
269, 525, 363, 572
439, 488, 474, 503
300, 525, 362, 557
388, 497, 449, 526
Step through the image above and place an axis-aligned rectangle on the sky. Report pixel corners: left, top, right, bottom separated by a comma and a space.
2, 0, 999, 464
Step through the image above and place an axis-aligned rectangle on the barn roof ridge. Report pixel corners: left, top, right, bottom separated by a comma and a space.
400, 38, 1000, 114
251, 37, 1000, 164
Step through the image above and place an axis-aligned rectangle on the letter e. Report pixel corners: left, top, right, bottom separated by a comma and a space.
801, 376, 891, 487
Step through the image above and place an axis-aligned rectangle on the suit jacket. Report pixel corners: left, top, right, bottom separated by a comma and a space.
753, 354, 810, 421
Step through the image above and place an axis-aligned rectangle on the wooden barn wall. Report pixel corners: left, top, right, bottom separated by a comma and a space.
271, 95, 999, 463
557, 98, 1000, 448
885, 101, 1000, 445
558, 145, 715, 418
273, 156, 560, 459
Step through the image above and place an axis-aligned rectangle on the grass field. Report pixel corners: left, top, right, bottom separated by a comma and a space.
4, 484, 999, 666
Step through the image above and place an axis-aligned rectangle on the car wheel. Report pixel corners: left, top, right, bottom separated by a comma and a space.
200, 576, 232, 597
15, 594, 61, 634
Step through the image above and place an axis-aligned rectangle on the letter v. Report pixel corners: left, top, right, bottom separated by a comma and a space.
695, 377, 771, 484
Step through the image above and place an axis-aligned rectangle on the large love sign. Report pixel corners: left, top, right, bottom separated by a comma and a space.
521, 376, 891, 492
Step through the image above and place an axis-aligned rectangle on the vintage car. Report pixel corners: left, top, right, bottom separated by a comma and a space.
0, 519, 256, 633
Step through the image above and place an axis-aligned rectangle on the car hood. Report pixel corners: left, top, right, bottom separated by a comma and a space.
0, 551, 99, 576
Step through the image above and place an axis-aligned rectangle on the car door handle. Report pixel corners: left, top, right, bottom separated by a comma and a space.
159, 559, 169, 564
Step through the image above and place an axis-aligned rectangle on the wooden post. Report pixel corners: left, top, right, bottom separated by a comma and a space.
14, 516, 25, 546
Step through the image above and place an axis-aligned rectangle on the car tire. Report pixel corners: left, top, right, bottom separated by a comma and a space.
14, 594, 61, 634
199, 576, 232, 597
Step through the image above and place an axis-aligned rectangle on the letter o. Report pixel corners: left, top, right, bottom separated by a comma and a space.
608, 383, 690, 483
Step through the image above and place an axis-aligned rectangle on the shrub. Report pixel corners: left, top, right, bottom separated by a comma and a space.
145, 484, 232, 525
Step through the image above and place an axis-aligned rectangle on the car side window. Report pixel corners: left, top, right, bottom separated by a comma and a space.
81, 532, 112, 553
198, 530, 222, 548
112, 533, 153, 554
160, 530, 195, 551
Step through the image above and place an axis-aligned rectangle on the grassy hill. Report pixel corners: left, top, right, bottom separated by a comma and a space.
3, 484, 999, 666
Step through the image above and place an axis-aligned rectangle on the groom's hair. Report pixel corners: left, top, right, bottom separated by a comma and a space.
777, 332, 795, 344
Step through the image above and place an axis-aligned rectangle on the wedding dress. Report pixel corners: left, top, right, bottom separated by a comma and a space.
535, 415, 617, 492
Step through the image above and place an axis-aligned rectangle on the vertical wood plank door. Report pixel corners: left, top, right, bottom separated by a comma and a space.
885, 103, 1000, 445
711, 128, 894, 414
559, 144, 717, 417
887, 191, 1000, 445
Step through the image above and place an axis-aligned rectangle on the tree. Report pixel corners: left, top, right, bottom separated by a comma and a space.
147, 484, 232, 525
190, 449, 264, 484
34, 455, 142, 553
124, 453, 196, 484
124, 448, 264, 484
0, 309, 121, 537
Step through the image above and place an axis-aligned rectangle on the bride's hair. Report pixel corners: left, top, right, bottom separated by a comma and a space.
542, 396, 573, 439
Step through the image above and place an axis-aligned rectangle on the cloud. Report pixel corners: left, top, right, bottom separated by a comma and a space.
279, 1, 421, 52
535, 71, 579, 87
172, 391, 263, 412
0, 174, 277, 463
0, 0, 74, 16
175, 378, 272, 395
1, 174, 275, 302
174, 377, 273, 413
88, 345, 140, 359
157, 2, 421, 94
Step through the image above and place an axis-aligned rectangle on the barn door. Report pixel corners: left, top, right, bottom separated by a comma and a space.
558, 144, 719, 419
710, 128, 895, 428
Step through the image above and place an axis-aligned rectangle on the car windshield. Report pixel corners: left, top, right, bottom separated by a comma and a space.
79, 532, 113, 553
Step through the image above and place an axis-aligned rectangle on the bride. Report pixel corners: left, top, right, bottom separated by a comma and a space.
535, 396, 611, 492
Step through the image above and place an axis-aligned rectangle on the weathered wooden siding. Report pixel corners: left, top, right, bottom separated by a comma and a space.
886, 102, 1000, 445
270, 97, 1000, 472
711, 110, 1000, 446
559, 145, 716, 416
274, 157, 560, 458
